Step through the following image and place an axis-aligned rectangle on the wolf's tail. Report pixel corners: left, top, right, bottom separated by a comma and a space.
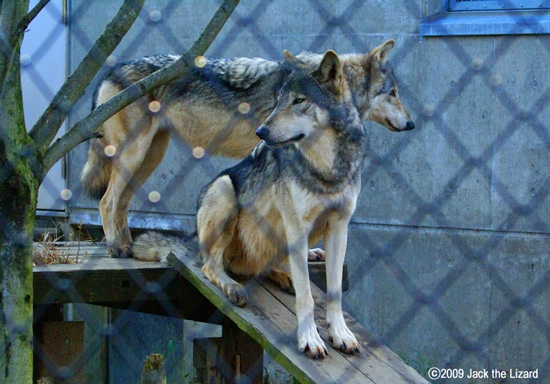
80, 137, 111, 199
132, 232, 194, 263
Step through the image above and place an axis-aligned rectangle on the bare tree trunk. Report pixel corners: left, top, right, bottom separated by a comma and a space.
0, 146, 38, 384
0, 3, 37, 382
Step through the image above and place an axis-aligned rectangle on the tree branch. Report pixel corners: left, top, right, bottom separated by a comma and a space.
30, 0, 145, 153
17, 0, 50, 35
42, 0, 240, 175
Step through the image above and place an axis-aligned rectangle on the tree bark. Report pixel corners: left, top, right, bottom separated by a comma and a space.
0, 2, 37, 383
0, 144, 38, 384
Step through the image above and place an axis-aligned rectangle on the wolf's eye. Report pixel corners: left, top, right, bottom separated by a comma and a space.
389, 90, 397, 97
293, 98, 305, 104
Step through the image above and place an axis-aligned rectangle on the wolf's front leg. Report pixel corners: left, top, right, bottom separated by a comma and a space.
287, 234, 327, 359
324, 218, 360, 354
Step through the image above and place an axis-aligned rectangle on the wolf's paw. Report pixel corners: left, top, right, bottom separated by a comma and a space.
108, 243, 133, 259
269, 269, 294, 294
297, 323, 328, 359
121, 244, 133, 258
327, 320, 360, 355
224, 283, 248, 307
308, 248, 325, 262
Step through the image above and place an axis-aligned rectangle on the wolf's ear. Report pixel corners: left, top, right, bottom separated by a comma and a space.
283, 50, 300, 66
371, 39, 395, 66
283, 50, 308, 69
283, 50, 296, 61
314, 50, 343, 94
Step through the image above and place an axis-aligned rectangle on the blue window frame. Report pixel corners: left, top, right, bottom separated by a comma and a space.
449, 0, 550, 11
420, 0, 550, 36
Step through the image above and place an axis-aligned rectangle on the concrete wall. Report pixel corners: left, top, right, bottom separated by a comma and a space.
67, 0, 550, 381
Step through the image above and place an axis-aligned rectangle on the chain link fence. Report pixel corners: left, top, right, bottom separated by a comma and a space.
22, 0, 550, 382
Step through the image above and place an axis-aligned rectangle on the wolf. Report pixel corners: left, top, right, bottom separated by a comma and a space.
81, 40, 414, 258
134, 49, 369, 359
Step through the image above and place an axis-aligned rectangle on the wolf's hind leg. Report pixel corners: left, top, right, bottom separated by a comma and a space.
198, 175, 247, 306
116, 130, 170, 257
100, 115, 160, 258
268, 268, 294, 294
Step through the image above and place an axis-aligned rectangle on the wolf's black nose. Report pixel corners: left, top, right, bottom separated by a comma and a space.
405, 121, 415, 131
256, 126, 270, 140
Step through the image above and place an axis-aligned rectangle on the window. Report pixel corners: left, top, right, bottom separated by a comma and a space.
420, 0, 550, 36
449, 0, 550, 12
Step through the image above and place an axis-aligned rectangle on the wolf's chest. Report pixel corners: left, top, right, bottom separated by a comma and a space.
286, 180, 358, 223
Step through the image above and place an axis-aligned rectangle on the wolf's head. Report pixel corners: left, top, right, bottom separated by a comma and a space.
340, 40, 415, 132
256, 50, 353, 147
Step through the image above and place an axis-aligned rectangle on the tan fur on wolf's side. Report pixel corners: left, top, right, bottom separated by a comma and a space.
135, 49, 374, 360
81, 40, 414, 258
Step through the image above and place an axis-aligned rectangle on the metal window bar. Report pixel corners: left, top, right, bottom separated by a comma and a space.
449, 0, 550, 11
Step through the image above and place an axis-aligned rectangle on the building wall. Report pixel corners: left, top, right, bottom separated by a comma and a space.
67, 0, 550, 379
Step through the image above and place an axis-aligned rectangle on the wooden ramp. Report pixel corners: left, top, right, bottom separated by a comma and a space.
167, 251, 429, 384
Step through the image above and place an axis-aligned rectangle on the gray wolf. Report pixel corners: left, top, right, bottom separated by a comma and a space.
81, 40, 414, 258
134, 49, 369, 359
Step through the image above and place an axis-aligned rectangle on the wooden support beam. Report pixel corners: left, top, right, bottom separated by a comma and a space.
193, 318, 263, 384
34, 261, 218, 322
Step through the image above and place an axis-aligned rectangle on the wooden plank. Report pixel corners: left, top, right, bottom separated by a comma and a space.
167, 252, 373, 384
33, 256, 168, 272
33, 262, 218, 322
239, 281, 372, 383
261, 280, 430, 384
35, 267, 177, 304
33, 242, 107, 260
32, 243, 341, 288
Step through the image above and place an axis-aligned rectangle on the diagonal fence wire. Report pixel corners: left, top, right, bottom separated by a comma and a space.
10, 0, 549, 382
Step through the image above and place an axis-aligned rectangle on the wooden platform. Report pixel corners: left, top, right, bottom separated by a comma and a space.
33, 242, 219, 322
33, 242, 429, 384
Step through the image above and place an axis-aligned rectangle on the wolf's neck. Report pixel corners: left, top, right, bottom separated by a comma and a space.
298, 128, 338, 174
292, 121, 365, 191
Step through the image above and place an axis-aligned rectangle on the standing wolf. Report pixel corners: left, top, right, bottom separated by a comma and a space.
81, 40, 414, 258
134, 49, 369, 359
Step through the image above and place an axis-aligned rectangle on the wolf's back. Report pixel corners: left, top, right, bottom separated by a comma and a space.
132, 232, 193, 262
80, 53, 281, 199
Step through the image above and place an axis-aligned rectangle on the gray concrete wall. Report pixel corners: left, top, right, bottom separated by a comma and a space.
66, 0, 550, 381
